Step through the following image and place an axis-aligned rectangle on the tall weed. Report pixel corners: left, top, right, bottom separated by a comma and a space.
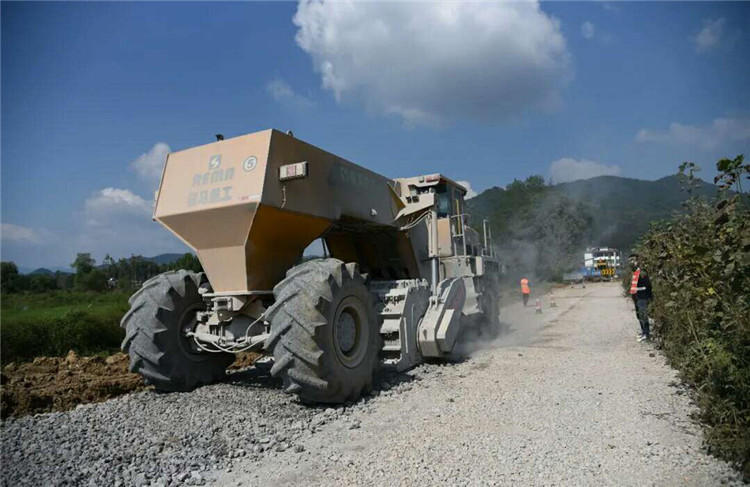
636, 156, 749, 478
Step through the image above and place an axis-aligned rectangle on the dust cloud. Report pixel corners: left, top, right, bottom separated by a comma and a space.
454, 283, 588, 358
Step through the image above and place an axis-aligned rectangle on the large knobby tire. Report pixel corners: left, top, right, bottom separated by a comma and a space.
264, 258, 381, 403
479, 275, 502, 338
121, 270, 234, 392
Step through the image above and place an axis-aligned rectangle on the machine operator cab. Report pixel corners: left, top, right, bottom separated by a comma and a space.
397, 173, 483, 258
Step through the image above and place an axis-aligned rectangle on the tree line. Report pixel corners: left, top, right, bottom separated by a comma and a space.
1, 253, 202, 294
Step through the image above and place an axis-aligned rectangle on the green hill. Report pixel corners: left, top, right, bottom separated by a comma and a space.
554, 174, 718, 251
468, 174, 719, 254
29, 268, 55, 276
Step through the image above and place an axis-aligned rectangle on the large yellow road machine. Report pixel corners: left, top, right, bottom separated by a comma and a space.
122, 129, 500, 403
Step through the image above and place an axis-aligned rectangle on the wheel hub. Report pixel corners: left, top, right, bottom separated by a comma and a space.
336, 311, 357, 353
177, 303, 208, 359
333, 297, 369, 368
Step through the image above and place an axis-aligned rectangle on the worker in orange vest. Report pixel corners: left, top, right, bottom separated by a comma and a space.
520, 278, 530, 306
628, 254, 653, 342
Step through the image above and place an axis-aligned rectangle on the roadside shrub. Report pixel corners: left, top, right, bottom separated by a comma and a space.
1, 291, 129, 363
1, 311, 124, 362
636, 156, 749, 478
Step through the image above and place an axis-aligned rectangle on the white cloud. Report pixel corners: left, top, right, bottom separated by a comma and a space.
293, 0, 571, 126
549, 158, 622, 184
78, 188, 186, 260
266, 78, 315, 109
1, 223, 46, 245
581, 21, 595, 39
83, 188, 152, 228
693, 18, 725, 53
4, 178, 186, 269
130, 142, 171, 187
636, 117, 750, 150
456, 180, 478, 199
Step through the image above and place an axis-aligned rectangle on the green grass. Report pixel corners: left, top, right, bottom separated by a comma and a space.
1, 291, 130, 363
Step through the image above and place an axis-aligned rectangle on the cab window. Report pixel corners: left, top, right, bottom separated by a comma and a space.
436, 184, 451, 218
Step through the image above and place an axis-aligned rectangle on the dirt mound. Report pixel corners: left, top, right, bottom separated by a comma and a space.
1, 351, 262, 419
1, 352, 146, 419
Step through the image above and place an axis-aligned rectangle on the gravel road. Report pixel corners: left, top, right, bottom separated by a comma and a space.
2, 282, 743, 486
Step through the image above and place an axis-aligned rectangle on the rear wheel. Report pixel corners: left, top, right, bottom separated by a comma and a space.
264, 258, 380, 403
121, 270, 233, 391
480, 274, 502, 338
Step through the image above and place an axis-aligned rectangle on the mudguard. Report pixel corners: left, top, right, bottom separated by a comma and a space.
418, 278, 466, 357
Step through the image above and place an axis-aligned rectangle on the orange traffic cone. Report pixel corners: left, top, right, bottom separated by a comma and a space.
550, 292, 558, 308
535, 299, 543, 314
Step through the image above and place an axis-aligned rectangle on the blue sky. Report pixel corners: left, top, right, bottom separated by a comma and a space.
2, 1, 749, 270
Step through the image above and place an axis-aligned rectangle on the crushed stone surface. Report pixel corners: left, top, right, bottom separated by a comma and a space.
2, 283, 743, 486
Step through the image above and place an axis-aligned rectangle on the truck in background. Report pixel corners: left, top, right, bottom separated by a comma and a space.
563, 247, 622, 283
583, 247, 622, 281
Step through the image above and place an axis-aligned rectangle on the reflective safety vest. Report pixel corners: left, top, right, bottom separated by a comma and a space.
629, 269, 641, 294
521, 278, 530, 294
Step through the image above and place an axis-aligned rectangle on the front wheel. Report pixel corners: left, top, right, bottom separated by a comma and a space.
121, 270, 233, 391
264, 259, 381, 403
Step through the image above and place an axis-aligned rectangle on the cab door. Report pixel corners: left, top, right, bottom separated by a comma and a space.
435, 184, 454, 257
